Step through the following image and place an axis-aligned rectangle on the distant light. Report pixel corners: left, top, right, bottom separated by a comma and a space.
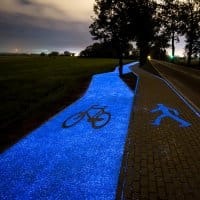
169, 54, 174, 60
15, 48, 19, 53
147, 55, 151, 60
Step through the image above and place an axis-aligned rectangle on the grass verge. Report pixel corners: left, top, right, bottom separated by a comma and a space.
0, 56, 133, 152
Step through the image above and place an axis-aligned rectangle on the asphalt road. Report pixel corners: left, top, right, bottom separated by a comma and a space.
150, 59, 200, 112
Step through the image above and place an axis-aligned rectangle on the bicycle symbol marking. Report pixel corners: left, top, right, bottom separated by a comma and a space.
62, 105, 111, 129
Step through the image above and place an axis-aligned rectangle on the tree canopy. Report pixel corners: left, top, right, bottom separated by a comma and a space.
180, 0, 200, 65
80, 42, 133, 58
90, 0, 132, 75
89, 0, 200, 69
158, 0, 182, 62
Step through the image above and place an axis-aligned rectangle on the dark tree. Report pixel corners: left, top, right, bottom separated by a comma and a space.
180, 0, 200, 66
64, 51, 72, 56
90, 0, 131, 76
79, 42, 117, 58
80, 42, 117, 58
48, 51, 59, 56
90, 0, 158, 68
125, 0, 158, 65
80, 42, 133, 58
150, 34, 169, 60
40, 52, 46, 56
159, 0, 181, 62
152, 2, 171, 60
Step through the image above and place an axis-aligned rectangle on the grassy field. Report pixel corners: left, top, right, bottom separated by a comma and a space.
0, 56, 133, 152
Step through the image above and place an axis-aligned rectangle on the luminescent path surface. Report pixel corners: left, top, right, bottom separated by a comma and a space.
0, 62, 138, 200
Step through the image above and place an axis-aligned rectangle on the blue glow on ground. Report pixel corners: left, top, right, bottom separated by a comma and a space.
151, 104, 191, 127
0, 62, 138, 200
114, 62, 139, 74
120, 65, 140, 200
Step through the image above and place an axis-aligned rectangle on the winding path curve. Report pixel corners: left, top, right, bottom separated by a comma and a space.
0, 62, 138, 200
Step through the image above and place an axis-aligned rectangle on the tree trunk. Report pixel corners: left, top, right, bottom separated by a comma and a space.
199, 54, 200, 67
139, 44, 149, 66
187, 11, 194, 66
187, 51, 192, 66
119, 53, 123, 76
118, 44, 123, 76
171, 31, 175, 63
187, 38, 193, 66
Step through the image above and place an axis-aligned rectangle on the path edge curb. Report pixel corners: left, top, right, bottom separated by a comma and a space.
117, 62, 140, 200
150, 62, 200, 118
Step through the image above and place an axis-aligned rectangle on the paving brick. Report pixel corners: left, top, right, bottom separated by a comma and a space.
140, 167, 148, 176
131, 192, 140, 200
141, 176, 148, 187
140, 187, 149, 199
149, 174, 156, 182
155, 168, 163, 177
163, 173, 172, 183
148, 164, 154, 173
175, 191, 185, 200
141, 159, 147, 167
154, 160, 161, 168
165, 182, 176, 196
133, 181, 140, 193
157, 187, 167, 199
124, 187, 133, 200
132, 173, 140, 182
116, 65, 200, 199
149, 181, 157, 193
149, 193, 158, 200
156, 177, 165, 188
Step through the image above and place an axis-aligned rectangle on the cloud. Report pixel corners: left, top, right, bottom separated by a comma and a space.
0, 0, 95, 52
0, 0, 94, 22
0, 11, 92, 52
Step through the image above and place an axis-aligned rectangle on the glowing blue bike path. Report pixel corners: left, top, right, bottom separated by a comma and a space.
0, 62, 138, 200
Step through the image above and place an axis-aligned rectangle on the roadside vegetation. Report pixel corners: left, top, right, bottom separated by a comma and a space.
0, 56, 133, 152
89, 0, 199, 69
1, 0, 199, 152
170, 58, 200, 69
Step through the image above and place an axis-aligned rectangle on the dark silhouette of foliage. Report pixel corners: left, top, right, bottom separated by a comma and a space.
150, 33, 170, 60
90, 0, 158, 69
89, 0, 199, 68
80, 42, 117, 58
80, 42, 133, 58
48, 51, 59, 56
158, 0, 181, 62
126, 0, 158, 65
180, 0, 200, 66
64, 51, 72, 56
40, 52, 46, 56
90, 0, 131, 75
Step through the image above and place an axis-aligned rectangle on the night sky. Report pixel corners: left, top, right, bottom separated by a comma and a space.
0, 0, 185, 55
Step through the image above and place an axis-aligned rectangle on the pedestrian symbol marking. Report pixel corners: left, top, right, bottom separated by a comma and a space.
62, 104, 111, 129
150, 104, 191, 127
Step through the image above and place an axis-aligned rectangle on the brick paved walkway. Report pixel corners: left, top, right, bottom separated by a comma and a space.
117, 66, 200, 200
150, 59, 200, 112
